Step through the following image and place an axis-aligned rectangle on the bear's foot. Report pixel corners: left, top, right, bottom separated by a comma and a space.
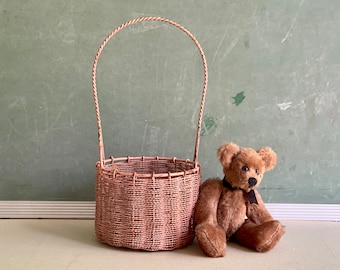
233, 219, 285, 252
195, 223, 226, 257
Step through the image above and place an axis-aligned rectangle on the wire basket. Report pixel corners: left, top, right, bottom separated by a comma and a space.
92, 17, 208, 251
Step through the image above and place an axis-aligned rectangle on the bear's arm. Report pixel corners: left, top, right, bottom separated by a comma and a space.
246, 190, 274, 224
194, 178, 223, 225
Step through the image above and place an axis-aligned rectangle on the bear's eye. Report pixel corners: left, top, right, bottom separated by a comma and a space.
255, 169, 260, 175
242, 166, 249, 172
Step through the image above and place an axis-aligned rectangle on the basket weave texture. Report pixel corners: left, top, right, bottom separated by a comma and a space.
92, 17, 208, 251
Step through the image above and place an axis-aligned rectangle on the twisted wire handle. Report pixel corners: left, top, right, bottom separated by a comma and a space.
92, 16, 208, 165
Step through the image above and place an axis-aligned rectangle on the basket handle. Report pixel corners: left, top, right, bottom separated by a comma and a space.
92, 16, 208, 166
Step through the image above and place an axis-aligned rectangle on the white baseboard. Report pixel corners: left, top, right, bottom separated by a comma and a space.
266, 203, 340, 221
0, 201, 339, 221
0, 201, 95, 219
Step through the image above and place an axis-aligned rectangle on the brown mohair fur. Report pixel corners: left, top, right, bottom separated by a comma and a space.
194, 142, 284, 257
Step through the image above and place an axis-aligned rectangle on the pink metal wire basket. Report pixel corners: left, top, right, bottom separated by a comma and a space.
92, 17, 208, 251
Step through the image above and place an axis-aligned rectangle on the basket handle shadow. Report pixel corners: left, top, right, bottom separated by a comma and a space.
92, 16, 208, 166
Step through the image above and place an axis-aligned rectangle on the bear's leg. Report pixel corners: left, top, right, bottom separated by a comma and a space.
195, 223, 226, 257
194, 179, 226, 257
233, 219, 285, 252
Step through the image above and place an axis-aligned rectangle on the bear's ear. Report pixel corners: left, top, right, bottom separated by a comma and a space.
257, 147, 277, 171
217, 142, 240, 168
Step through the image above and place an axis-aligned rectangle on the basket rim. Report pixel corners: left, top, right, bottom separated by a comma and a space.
96, 155, 201, 178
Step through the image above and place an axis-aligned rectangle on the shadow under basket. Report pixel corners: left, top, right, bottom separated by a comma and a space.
95, 156, 201, 251
92, 17, 208, 251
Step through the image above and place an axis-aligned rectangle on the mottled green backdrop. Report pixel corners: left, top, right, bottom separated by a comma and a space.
1, 0, 339, 203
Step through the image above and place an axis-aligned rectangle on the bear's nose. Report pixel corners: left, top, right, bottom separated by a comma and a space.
248, 177, 257, 187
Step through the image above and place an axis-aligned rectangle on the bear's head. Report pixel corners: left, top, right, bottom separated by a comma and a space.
217, 142, 277, 192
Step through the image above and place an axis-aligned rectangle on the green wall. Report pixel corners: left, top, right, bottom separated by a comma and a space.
1, 0, 339, 203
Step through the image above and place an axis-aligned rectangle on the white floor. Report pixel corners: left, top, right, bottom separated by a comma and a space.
0, 219, 339, 270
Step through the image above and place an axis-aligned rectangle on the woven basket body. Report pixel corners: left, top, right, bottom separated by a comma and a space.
92, 17, 208, 251
95, 157, 200, 250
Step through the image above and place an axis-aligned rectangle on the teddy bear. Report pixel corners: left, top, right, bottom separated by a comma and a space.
194, 142, 285, 257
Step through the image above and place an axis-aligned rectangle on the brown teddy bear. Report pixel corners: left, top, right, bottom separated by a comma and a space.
194, 142, 285, 257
